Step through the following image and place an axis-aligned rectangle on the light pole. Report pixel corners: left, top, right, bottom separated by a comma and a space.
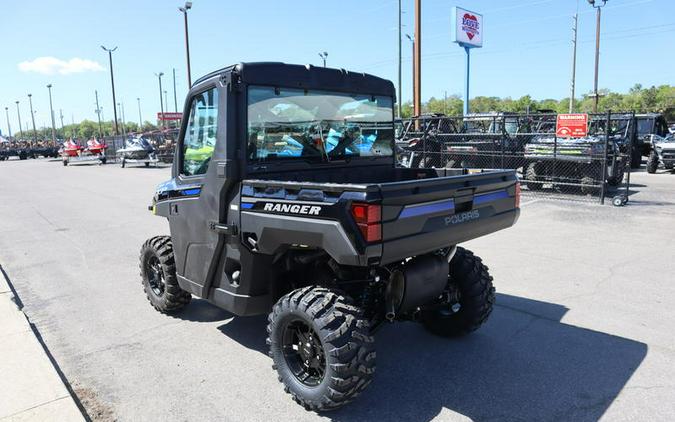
15, 101, 23, 139
179, 2, 193, 87
118, 102, 127, 137
137, 97, 143, 130
155, 72, 165, 130
318, 51, 328, 67
172, 68, 178, 112
95, 90, 103, 138
4, 107, 11, 139
101, 45, 120, 135
46, 84, 57, 143
588, 0, 607, 113
27, 94, 37, 142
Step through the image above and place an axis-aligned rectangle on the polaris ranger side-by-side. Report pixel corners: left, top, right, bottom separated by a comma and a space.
523, 114, 630, 194
140, 63, 520, 411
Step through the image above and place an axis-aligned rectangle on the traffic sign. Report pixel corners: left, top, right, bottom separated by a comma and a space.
157, 112, 183, 121
556, 113, 588, 138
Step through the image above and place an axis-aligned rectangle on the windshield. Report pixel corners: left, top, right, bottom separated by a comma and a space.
636, 118, 654, 136
247, 86, 394, 162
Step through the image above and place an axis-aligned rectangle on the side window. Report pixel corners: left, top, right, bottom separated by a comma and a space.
182, 87, 219, 176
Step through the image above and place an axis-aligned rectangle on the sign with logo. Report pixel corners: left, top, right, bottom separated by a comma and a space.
556, 113, 588, 138
157, 112, 183, 121
452, 7, 483, 48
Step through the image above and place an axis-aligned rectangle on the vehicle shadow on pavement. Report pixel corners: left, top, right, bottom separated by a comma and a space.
207, 293, 647, 421
329, 293, 648, 422
175, 298, 233, 323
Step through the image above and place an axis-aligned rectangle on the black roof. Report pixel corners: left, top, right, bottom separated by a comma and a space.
193, 62, 395, 97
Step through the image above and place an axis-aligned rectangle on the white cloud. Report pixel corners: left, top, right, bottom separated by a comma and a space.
18, 57, 105, 75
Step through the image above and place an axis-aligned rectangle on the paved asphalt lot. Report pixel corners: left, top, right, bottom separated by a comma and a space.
1, 158, 674, 421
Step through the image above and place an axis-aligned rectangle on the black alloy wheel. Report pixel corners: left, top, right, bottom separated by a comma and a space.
281, 319, 326, 387
145, 255, 166, 297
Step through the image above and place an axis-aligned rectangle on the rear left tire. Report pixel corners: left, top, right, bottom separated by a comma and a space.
267, 286, 375, 411
646, 151, 659, 174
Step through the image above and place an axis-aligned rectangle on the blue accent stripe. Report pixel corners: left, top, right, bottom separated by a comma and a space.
399, 199, 455, 219
474, 190, 509, 205
181, 188, 201, 196
241, 202, 254, 209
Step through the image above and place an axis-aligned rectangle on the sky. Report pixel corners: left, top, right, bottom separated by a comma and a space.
0, 0, 673, 134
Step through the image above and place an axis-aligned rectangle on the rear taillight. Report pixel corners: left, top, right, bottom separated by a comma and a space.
351, 203, 382, 242
515, 182, 521, 208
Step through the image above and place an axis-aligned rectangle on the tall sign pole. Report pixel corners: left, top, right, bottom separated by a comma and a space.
413, 0, 421, 117
452, 7, 483, 116
397, 0, 402, 118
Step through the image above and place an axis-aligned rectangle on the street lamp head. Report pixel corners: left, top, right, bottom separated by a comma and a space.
47, 84, 52, 89
27, 94, 32, 98
185, 1, 192, 9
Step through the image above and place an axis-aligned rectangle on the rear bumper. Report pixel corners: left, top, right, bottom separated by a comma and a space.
380, 207, 519, 265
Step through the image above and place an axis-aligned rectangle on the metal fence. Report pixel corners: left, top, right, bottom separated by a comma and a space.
397, 111, 635, 204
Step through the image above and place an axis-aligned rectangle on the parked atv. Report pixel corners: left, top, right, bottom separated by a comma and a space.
647, 134, 675, 173
633, 113, 670, 168
523, 116, 630, 194
139, 62, 520, 412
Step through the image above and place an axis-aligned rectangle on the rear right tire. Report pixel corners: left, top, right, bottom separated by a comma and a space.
525, 162, 543, 191
646, 151, 659, 174
421, 247, 495, 337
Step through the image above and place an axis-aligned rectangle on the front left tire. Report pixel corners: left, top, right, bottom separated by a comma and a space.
139, 236, 191, 313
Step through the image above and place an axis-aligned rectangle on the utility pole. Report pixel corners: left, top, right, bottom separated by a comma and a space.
27, 94, 37, 142
47, 84, 57, 143
137, 97, 143, 130
569, 13, 578, 112
4, 107, 12, 139
406, 34, 415, 116
397, 0, 403, 118
413, 0, 421, 117
172, 68, 178, 112
588, 0, 607, 112
15, 101, 23, 139
156, 72, 165, 130
95, 90, 103, 138
179, 2, 193, 87
101, 46, 120, 134
444, 91, 448, 115
59, 109, 64, 130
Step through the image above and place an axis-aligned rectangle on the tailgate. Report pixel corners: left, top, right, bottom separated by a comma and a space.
378, 169, 519, 264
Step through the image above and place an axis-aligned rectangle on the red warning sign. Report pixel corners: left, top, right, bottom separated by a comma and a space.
556, 113, 588, 138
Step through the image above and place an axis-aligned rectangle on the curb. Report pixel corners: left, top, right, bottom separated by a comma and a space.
0, 265, 89, 421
